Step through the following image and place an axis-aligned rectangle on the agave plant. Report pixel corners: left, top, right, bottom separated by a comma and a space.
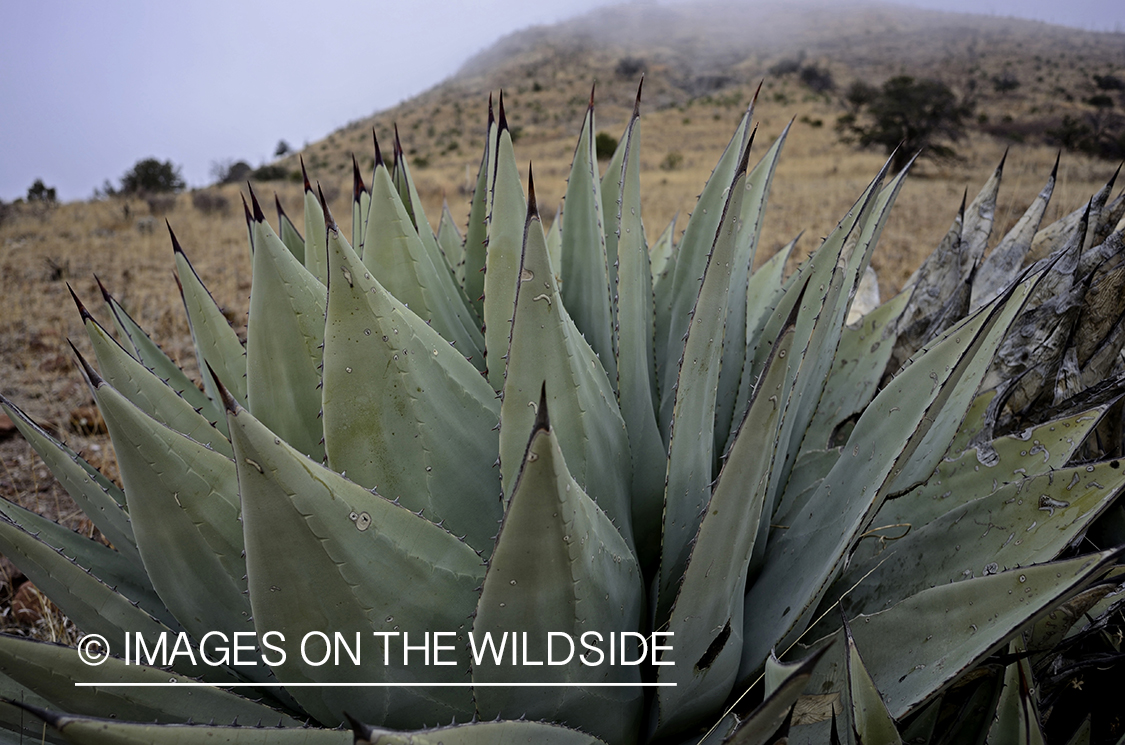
1, 81, 1125, 745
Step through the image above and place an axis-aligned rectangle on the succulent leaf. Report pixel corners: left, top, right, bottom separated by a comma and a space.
656, 141, 751, 624
655, 308, 797, 736
560, 94, 616, 384
473, 396, 644, 745
499, 185, 633, 547
246, 197, 327, 462
99, 277, 223, 428
173, 238, 249, 410
228, 401, 481, 727
0, 636, 298, 726
321, 223, 502, 553
359, 161, 485, 372
79, 299, 233, 457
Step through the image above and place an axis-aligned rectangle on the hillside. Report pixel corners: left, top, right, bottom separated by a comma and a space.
0, 0, 1122, 637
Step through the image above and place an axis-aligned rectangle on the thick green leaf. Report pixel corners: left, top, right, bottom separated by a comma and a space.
483, 120, 526, 388
873, 403, 1109, 532
462, 98, 496, 318
824, 459, 1125, 624
0, 496, 171, 630
741, 274, 1036, 678
648, 214, 677, 289
560, 95, 616, 383
173, 236, 248, 410
78, 296, 232, 458
714, 121, 790, 456
0, 636, 297, 726
801, 551, 1114, 720
804, 290, 911, 451
473, 402, 643, 745
322, 224, 502, 553
841, 619, 902, 745
656, 143, 750, 624
361, 161, 485, 372
499, 181, 633, 547
437, 199, 465, 280
610, 96, 665, 570
655, 312, 797, 736
0, 394, 134, 550
302, 173, 329, 286
246, 193, 326, 462
986, 639, 1045, 745
99, 277, 221, 428
228, 401, 481, 729
90, 370, 254, 654
0, 517, 198, 680
656, 102, 753, 405
277, 193, 306, 265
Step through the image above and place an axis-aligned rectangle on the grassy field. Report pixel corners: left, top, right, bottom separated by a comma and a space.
0, 1, 1122, 634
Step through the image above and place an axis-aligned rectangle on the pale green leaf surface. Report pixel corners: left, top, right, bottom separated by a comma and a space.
361, 165, 485, 371
174, 244, 248, 409
322, 225, 502, 553
92, 378, 253, 649
102, 285, 221, 427
473, 418, 643, 745
560, 103, 616, 383
246, 211, 326, 462
228, 403, 481, 728
611, 106, 665, 569
499, 201, 633, 547
657, 154, 749, 624
83, 311, 232, 458
0, 636, 298, 727
0, 395, 134, 550
656, 317, 796, 736
483, 127, 527, 388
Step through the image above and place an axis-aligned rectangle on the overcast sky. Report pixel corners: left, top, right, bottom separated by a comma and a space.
2, 0, 1122, 202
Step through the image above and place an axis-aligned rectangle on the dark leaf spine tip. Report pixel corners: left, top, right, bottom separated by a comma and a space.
753, 78, 763, 103
69, 341, 103, 387
498, 91, 508, 132
94, 274, 112, 302
241, 192, 252, 224
274, 193, 289, 221
487, 92, 495, 127
3, 699, 63, 728
300, 155, 312, 192
632, 76, 644, 118
247, 183, 266, 223
588, 81, 596, 110
1051, 151, 1061, 178
533, 381, 550, 433
166, 220, 184, 254
66, 283, 92, 321
998, 147, 1009, 171
394, 122, 404, 159
373, 130, 384, 168
526, 163, 538, 219
207, 362, 240, 414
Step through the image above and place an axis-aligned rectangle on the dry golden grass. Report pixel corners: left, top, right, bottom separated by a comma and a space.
0, 1, 1121, 637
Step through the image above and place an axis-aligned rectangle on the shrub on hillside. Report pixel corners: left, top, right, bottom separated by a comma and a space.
121, 158, 185, 195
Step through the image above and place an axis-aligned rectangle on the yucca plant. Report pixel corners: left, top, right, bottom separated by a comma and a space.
1, 81, 1124, 745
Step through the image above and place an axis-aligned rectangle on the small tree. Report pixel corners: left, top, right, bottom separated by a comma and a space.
595, 132, 618, 161
120, 158, 185, 194
836, 76, 973, 173
274, 140, 292, 157
26, 179, 57, 204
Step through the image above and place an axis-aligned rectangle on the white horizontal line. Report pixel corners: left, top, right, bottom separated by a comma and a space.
75, 682, 675, 688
